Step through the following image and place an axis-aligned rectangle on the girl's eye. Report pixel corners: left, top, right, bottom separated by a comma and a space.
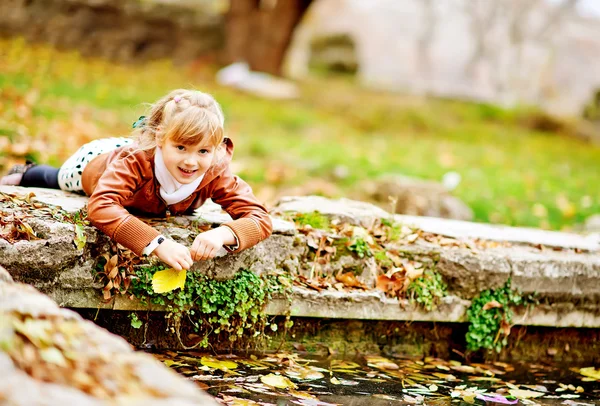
199, 149, 209, 154
176, 145, 185, 151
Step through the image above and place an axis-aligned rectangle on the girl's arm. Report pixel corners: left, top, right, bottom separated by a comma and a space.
87, 151, 193, 270
198, 166, 272, 254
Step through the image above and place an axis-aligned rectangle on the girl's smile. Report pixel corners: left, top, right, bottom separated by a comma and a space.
159, 137, 215, 184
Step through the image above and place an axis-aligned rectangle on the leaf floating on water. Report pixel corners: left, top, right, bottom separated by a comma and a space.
579, 367, 600, 380
365, 355, 399, 370
260, 373, 297, 389
201, 356, 238, 371
330, 360, 361, 371
152, 268, 187, 293
476, 393, 518, 404
508, 388, 545, 399
220, 395, 260, 405
285, 365, 324, 381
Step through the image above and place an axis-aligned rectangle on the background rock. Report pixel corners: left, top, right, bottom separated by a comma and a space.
0, 0, 223, 63
356, 175, 474, 221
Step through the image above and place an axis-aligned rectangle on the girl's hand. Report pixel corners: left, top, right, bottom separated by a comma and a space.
192, 227, 236, 261
153, 239, 193, 271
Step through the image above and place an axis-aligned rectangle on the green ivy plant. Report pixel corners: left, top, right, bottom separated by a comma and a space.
465, 279, 535, 353
406, 269, 447, 311
130, 264, 291, 349
348, 238, 372, 258
129, 313, 143, 329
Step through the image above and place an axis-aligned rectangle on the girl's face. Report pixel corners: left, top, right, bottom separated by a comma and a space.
159, 137, 216, 184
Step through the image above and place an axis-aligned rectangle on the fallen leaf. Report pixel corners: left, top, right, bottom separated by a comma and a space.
482, 300, 503, 311
508, 388, 545, 399
260, 373, 297, 389
152, 268, 187, 293
200, 356, 238, 371
579, 367, 600, 380
335, 271, 366, 289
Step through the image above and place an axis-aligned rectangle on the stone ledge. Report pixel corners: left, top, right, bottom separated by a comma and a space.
0, 267, 218, 405
1, 186, 600, 330
46, 285, 600, 328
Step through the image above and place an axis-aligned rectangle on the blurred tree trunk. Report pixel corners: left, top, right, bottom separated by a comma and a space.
225, 0, 312, 76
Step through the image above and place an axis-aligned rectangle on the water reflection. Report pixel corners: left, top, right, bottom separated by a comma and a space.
149, 350, 600, 405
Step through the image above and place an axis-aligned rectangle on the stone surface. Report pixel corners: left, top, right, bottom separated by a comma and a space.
0, 265, 218, 405
2, 186, 600, 332
357, 175, 473, 220
286, 0, 600, 117
272, 195, 392, 227
394, 213, 600, 251
584, 214, 600, 232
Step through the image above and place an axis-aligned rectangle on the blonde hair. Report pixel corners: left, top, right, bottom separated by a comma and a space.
132, 89, 225, 153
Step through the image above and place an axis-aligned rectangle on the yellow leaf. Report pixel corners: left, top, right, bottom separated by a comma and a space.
365, 355, 399, 370
508, 388, 545, 399
260, 373, 297, 389
580, 367, 600, 380
200, 356, 238, 371
152, 268, 187, 293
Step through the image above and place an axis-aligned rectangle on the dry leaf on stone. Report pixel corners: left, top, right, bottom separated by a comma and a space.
376, 271, 405, 297
335, 271, 366, 289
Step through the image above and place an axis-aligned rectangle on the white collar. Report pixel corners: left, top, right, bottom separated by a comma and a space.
154, 147, 203, 205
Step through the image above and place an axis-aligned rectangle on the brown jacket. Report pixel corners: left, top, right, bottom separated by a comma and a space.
81, 138, 272, 256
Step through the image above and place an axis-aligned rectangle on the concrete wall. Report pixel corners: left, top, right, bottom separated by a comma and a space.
286, 0, 600, 117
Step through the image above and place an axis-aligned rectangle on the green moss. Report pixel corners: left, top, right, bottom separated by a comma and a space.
290, 211, 330, 230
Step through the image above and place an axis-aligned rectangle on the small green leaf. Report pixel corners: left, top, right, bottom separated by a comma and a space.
74, 224, 86, 250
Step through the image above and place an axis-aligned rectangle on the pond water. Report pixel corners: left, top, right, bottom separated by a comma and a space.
148, 350, 600, 405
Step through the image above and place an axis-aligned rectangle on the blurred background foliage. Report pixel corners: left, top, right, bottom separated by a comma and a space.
0, 34, 599, 231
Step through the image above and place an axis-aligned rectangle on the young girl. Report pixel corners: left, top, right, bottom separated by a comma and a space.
0, 89, 272, 271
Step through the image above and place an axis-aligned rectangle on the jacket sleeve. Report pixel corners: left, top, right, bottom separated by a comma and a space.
87, 152, 160, 256
208, 167, 273, 252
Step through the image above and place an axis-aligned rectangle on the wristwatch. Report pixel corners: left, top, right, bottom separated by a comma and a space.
142, 235, 166, 256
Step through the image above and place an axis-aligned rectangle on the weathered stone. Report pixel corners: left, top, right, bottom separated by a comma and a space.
287, 0, 600, 117
394, 213, 600, 251
357, 175, 474, 221
273, 195, 392, 227
0, 265, 219, 405
584, 214, 600, 232
2, 186, 600, 332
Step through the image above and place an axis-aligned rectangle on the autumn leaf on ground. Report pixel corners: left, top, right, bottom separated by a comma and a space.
335, 271, 366, 289
376, 271, 405, 297
152, 268, 187, 293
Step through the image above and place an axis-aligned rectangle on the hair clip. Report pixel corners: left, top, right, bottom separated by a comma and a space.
132, 115, 147, 129
174, 96, 181, 103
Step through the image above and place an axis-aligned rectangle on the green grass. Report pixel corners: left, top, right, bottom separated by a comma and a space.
0, 37, 599, 230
